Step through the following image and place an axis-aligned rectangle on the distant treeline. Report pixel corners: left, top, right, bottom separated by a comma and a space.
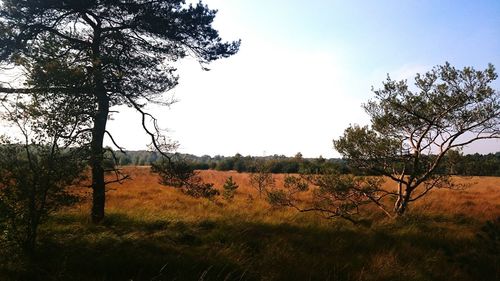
112, 151, 345, 174
447, 153, 500, 176
113, 150, 500, 176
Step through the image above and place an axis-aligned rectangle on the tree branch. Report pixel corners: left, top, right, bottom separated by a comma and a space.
105, 130, 126, 154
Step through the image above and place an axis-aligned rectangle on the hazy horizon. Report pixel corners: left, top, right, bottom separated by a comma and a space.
105, 0, 500, 157
1, 0, 499, 157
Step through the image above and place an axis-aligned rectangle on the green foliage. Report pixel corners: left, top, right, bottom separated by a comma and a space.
118, 155, 131, 166
222, 176, 239, 201
0, 80, 89, 253
267, 175, 309, 209
266, 189, 289, 206
0, 1, 240, 99
113, 150, 500, 176
443, 152, 500, 176
152, 159, 196, 188
183, 182, 219, 199
312, 173, 387, 221
152, 158, 219, 199
0, 143, 84, 254
268, 170, 389, 223
113, 151, 356, 174
102, 148, 118, 171
283, 175, 309, 192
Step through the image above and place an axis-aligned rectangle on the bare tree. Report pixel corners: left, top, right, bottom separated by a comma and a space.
249, 161, 275, 198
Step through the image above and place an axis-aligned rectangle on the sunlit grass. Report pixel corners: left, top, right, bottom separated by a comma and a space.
1, 167, 499, 280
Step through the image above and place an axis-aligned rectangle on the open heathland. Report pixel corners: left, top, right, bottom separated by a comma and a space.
1, 167, 499, 281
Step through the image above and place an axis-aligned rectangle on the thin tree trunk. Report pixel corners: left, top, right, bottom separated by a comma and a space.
395, 188, 412, 216
24, 218, 38, 255
394, 181, 404, 213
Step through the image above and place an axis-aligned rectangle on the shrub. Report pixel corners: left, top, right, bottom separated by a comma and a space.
222, 176, 239, 201
0, 142, 85, 254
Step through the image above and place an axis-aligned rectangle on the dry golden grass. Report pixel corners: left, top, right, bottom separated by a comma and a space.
4, 167, 498, 281
73, 167, 500, 223
72, 168, 304, 226
409, 176, 500, 220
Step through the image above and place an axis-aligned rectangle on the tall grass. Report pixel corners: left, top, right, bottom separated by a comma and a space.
1, 167, 498, 280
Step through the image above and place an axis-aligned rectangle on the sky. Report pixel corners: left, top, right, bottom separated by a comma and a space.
4, 0, 500, 157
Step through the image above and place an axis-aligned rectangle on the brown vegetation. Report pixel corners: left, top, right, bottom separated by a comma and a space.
72, 167, 500, 223
2, 166, 498, 280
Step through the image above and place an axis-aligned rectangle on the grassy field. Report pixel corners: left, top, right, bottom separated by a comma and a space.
1, 167, 499, 281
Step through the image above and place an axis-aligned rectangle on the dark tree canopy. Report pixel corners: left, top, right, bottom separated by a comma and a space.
0, 0, 240, 222
0, 0, 240, 105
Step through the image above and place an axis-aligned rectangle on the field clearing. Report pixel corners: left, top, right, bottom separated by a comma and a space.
73, 167, 500, 222
3, 167, 499, 281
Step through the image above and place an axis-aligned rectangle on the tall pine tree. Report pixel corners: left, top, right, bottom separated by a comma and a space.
0, 0, 239, 222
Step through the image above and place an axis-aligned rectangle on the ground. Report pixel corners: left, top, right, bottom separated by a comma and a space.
1, 167, 499, 281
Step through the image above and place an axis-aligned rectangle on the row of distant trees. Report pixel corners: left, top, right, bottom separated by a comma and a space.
112, 151, 347, 172
113, 150, 500, 176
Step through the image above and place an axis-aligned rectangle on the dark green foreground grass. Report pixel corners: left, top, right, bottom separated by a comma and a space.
1, 212, 498, 281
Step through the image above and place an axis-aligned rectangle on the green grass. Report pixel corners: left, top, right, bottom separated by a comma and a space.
1, 210, 498, 281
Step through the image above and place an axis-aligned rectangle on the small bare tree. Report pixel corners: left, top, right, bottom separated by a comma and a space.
249, 161, 275, 198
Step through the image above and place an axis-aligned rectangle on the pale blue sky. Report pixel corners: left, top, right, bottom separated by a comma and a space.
107, 1, 499, 156
209, 0, 500, 85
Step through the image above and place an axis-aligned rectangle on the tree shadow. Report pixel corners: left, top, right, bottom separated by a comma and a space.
1, 212, 496, 281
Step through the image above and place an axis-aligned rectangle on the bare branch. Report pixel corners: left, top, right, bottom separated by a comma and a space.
104, 174, 131, 186
105, 130, 126, 154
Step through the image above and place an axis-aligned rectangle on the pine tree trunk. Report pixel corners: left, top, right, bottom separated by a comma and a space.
89, 26, 110, 224
90, 93, 109, 223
